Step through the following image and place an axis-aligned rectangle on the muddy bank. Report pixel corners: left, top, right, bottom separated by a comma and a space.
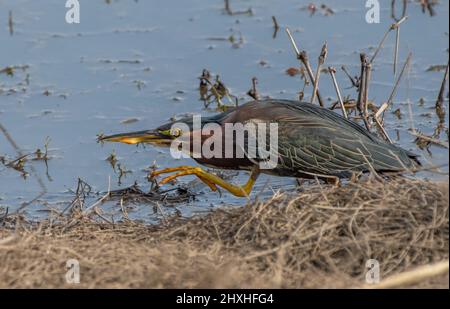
0, 178, 448, 288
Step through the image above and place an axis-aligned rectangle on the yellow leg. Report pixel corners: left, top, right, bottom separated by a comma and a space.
150, 166, 218, 191
151, 165, 260, 198
159, 168, 219, 192
198, 176, 219, 192
150, 166, 195, 177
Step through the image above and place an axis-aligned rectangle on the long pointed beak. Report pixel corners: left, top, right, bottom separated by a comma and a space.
99, 130, 171, 145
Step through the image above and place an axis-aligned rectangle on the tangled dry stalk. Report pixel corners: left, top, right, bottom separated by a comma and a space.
0, 177, 448, 288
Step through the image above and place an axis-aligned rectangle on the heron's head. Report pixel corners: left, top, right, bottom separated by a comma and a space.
98, 116, 209, 147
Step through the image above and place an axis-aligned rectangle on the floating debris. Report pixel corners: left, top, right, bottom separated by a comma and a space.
285, 67, 302, 77
132, 80, 146, 90
300, 3, 335, 16
198, 69, 237, 110
271, 16, 279, 38
109, 182, 194, 205
8, 11, 13, 36
246, 77, 260, 101
117, 163, 132, 186
0, 65, 29, 77
99, 59, 142, 64
419, 0, 437, 16
393, 108, 402, 119
223, 0, 253, 16
106, 150, 118, 171
172, 96, 183, 102
426, 64, 448, 72
120, 118, 140, 125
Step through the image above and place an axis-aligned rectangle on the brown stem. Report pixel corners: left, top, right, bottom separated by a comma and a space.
285, 28, 324, 106
311, 42, 327, 106
329, 67, 348, 119
357, 54, 371, 131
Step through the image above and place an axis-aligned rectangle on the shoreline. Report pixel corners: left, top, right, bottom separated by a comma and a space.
0, 177, 448, 288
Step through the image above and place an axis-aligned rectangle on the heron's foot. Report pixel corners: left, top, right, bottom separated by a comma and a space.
150, 166, 218, 191
150, 165, 260, 198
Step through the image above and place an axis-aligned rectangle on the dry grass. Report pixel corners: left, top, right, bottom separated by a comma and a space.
0, 177, 448, 288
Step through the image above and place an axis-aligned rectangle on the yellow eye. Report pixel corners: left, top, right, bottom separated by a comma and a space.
171, 128, 182, 137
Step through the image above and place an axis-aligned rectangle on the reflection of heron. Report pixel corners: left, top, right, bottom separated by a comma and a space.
100, 100, 420, 197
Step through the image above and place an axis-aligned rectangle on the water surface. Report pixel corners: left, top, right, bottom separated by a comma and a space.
0, 0, 448, 222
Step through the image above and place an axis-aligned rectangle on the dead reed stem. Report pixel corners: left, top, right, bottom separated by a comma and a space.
8, 11, 13, 36
374, 115, 394, 144
357, 54, 371, 130
391, 0, 408, 75
370, 16, 408, 65
363, 61, 372, 127
394, 27, 400, 75
410, 131, 449, 149
436, 59, 449, 111
329, 67, 348, 119
311, 42, 327, 106
285, 28, 324, 106
271, 16, 279, 38
375, 52, 412, 120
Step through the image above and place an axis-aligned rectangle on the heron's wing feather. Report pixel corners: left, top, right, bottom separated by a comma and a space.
226, 100, 418, 174
244, 117, 415, 176
283, 122, 418, 174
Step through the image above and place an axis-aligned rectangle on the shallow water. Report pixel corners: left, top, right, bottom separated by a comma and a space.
0, 0, 448, 222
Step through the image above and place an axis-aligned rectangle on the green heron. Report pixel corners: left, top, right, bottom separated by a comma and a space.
100, 99, 419, 197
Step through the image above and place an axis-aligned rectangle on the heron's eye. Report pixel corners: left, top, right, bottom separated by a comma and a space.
171, 128, 182, 137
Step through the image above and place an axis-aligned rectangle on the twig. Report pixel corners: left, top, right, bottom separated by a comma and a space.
8, 11, 13, 36
224, 0, 231, 15
271, 16, 279, 39
120, 198, 129, 220
328, 67, 348, 119
391, 15, 408, 29
0, 122, 47, 216
200, 73, 236, 109
394, 26, 400, 75
373, 115, 394, 144
370, 16, 408, 64
341, 65, 359, 88
300, 51, 324, 106
370, 29, 390, 65
363, 61, 372, 127
82, 176, 111, 215
285, 28, 300, 57
391, 0, 408, 22
156, 202, 168, 225
411, 131, 449, 149
391, 0, 408, 75
311, 42, 327, 106
247, 77, 260, 100
375, 53, 412, 119
421, 0, 436, 16
372, 54, 412, 143
285, 28, 324, 106
223, 0, 252, 16
436, 59, 449, 111
357, 54, 371, 130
